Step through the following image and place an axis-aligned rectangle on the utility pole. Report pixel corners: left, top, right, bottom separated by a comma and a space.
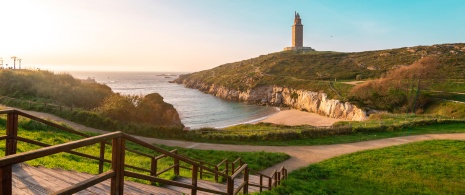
17, 59, 22, 69
11, 56, 17, 69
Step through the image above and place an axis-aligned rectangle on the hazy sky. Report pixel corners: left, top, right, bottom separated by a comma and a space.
0, 0, 464, 72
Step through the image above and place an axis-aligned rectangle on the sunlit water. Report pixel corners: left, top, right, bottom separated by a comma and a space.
69, 71, 278, 129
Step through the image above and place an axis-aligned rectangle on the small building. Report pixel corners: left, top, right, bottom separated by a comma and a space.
283, 12, 314, 51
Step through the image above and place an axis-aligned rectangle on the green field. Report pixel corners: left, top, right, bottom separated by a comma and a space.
262, 140, 465, 194
0, 117, 289, 184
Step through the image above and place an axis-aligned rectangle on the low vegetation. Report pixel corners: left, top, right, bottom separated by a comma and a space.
176, 43, 465, 98
0, 69, 182, 127
0, 116, 289, 183
349, 57, 440, 112
263, 140, 465, 194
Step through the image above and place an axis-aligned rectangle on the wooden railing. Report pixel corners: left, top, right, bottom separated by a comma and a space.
0, 109, 286, 194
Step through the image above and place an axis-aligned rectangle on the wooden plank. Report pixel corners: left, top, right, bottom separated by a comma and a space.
0, 136, 8, 141
249, 183, 270, 189
51, 171, 114, 195
125, 171, 194, 189
0, 131, 122, 168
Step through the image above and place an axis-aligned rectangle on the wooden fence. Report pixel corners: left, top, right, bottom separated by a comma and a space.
0, 109, 287, 195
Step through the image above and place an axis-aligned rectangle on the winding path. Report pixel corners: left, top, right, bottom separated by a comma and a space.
9, 108, 465, 175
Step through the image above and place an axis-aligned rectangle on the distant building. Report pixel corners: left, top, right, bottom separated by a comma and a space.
284, 12, 314, 51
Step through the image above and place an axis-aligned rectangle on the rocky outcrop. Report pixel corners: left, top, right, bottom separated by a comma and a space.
175, 79, 367, 121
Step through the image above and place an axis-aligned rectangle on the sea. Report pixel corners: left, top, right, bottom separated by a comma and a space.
69, 71, 279, 129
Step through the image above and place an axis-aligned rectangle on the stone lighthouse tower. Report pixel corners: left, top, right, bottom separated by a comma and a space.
292, 11, 303, 47
284, 12, 314, 51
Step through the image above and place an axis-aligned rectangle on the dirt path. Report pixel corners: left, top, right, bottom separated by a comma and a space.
9, 108, 465, 175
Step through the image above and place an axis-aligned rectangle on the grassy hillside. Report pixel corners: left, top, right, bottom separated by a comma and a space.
0, 69, 183, 128
176, 43, 465, 95
263, 140, 465, 194
0, 116, 289, 183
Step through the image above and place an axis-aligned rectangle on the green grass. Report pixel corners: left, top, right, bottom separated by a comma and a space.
262, 140, 465, 194
0, 117, 289, 184
194, 121, 465, 146
175, 44, 465, 96
430, 80, 465, 93
424, 101, 465, 118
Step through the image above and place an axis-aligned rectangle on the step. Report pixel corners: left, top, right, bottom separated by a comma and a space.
12, 164, 182, 195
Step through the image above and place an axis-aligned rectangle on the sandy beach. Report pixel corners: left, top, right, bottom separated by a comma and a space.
259, 109, 343, 127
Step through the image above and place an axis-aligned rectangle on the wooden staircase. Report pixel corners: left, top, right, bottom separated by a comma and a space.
0, 109, 287, 194
12, 164, 181, 195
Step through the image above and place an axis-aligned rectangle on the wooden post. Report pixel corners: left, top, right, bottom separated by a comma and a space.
1, 112, 18, 195
274, 171, 278, 187
199, 162, 203, 179
243, 166, 248, 194
284, 169, 287, 179
225, 160, 229, 176
268, 177, 272, 190
174, 150, 179, 176
231, 163, 235, 175
191, 165, 198, 195
110, 137, 125, 195
277, 172, 281, 185
150, 157, 158, 185
259, 175, 263, 192
98, 142, 105, 174
214, 165, 219, 182
227, 177, 234, 195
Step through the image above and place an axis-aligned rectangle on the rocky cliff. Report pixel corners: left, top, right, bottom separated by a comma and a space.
174, 78, 367, 121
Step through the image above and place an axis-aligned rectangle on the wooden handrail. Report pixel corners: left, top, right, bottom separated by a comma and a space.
0, 131, 123, 168
0, 109, 287, 194
154, 149, 177, 160
234, 181, 246, 195
217, 158, 228, 167
51, 171, 114, 195
18, 111, 90, 138
249, 169, 272, 179
122, 133, 229, 178
231, 164, 247, 179
0, 135, 8, 141
0, 109, 15, 114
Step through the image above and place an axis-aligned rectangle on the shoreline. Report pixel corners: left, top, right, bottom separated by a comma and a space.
256, 109, 343, 127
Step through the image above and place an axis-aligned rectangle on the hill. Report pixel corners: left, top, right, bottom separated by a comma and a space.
0, 69, 183, 128
176, 43, 465, 94
174, 43, 465, 119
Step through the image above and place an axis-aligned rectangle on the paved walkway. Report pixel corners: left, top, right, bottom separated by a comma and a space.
9, 108, 465, 175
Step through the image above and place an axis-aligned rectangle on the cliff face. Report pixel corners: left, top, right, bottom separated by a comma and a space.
175, 79, 367, 121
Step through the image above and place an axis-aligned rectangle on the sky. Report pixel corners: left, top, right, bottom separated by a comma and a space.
0, 0, 464, 72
